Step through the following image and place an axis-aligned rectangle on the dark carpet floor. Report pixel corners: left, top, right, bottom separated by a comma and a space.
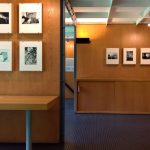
0, 99, 150, 150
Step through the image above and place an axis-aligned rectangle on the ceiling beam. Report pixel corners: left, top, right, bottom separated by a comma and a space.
113, 0, 150, 7
75, 12, 108, 18
110, 12, 141, 18
136, 7, 150, 25
65, 0, 77, 23
69, 0, 113, 7
73, 7, 110, 13
106, 0, 114, 25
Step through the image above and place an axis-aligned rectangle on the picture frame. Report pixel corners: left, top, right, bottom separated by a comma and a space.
19, 41, 42, 71
0, 3, 12, 33
19, 3, 42, 33
123, 48, 136, 65
140, 48, 150, 65
0, 41, 12, 71
106, 48, 119, 64
65, 58, 74, 72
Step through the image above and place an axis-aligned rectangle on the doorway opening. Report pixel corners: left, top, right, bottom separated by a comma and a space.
64, 5, 76, 110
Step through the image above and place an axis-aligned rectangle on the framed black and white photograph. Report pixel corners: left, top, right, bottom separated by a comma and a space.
0, 4, 12, 33
123, 48, 136, 65
19, 41, 42, 71
106, 48, 119, 64
19, 3, 42, 33
140, 48, 150, 65
0, 41, 12, 71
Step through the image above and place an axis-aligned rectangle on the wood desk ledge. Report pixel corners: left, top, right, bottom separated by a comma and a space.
0, 96, 58, 110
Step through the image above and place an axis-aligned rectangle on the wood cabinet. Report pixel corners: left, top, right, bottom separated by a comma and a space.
76, 79, 150, 114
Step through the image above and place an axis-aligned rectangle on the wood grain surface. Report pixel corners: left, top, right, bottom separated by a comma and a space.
77, 24, 150, 80
0, 96, 58, 110
76, 25, 150, 113
0, 0, 60, 143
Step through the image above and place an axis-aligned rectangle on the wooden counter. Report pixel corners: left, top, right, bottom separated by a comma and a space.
0, 96, 58, 110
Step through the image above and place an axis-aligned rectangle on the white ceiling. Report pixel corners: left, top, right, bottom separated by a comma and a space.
66, 0, 150, 25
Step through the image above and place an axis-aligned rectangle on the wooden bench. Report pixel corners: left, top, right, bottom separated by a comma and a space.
0, 96, 58, 150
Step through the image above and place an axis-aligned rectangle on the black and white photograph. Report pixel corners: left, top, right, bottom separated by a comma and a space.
0, 12, 9, 24
0, 4, 12, 33
19, 3, 42, 33
142, 53, 150, 59
25, 47, 37, 65
22, 12, 39, 24
140, 48, 150, 65
19, 41, 42, 71
0, 41, 12, 71
106, 48, 119, 64
0, 50, 9, 62
123, 48, 136, 64
126, 51, 133, 61
108, 53, 118, 59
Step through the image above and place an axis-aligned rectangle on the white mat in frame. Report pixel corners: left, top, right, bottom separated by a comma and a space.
19, 3, 42, 33
0, 3, 12, 33
140, 48, 150, 65
123, 48, 136, 65
0, 41, 12, 71
19, 41, 42, 71
106, 48, 119, 64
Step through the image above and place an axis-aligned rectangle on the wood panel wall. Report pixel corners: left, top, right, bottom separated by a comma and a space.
0, 0, 60, 143
77, 24, 150, 80
76, 25, 150, 113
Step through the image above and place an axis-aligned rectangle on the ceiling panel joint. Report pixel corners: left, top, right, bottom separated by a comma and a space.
107, 0, 114, 25
136, 7, 150, 25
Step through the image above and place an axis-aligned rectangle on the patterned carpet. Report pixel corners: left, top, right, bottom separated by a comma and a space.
1, 99, 150, 150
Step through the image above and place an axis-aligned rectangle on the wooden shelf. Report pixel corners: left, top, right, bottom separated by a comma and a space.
0, 96, 58, 110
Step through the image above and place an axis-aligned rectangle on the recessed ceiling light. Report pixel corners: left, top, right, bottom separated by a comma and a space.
76, 18, 107, 24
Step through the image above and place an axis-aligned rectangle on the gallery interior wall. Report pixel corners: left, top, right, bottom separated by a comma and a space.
65, 40, 74, 99
76, 24, 150, 113
0, 0, 60, 143
77, 24, 150, 79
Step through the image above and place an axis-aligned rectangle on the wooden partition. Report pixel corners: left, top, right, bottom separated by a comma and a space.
0, 0, 60, 143
77, 79, 150, 113
76, 24, 150, 113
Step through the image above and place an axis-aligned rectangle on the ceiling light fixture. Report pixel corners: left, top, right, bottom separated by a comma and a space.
76, 38, 91, 44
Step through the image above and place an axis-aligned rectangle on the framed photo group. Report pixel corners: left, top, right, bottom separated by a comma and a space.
0, 3, 43, 71
0, 3, 42, 33
0, 41, 42, 72
106, 48, 150, 65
